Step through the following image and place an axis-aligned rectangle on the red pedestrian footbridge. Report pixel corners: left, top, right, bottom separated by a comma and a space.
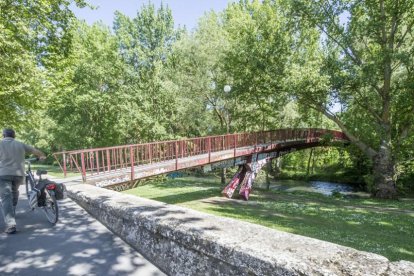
53, 128, 349, 198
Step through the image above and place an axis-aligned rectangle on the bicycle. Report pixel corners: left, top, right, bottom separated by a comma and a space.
25, 158, 59, 224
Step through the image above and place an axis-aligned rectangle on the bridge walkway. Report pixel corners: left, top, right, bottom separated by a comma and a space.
53, 129, 349, 187
86, 142, 277, 186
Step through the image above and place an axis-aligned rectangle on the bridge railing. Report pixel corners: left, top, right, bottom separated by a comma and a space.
53, 128, 348, 181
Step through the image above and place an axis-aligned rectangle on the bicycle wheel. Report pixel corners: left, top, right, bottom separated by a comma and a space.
43, 190, 59, 224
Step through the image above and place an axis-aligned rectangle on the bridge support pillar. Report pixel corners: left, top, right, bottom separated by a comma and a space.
222, 154, 269, 200
222, 166, 247, 198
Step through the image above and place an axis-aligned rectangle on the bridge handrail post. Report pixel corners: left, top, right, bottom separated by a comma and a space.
80, 152, 86, 182
106, 150, 110, 172
208, 137, 211, 163
233, 134, 236, 157
255, 132, 258, 152
149, 144, 152, 164
175, 141, 178, 170
226, 135, 229, 150
96, 151, 100, 174
88, 152, 92, 174
130, 146, 135, 181
63, 153, 67, 178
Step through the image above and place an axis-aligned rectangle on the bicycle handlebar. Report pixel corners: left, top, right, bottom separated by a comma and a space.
25, 157, 39, 163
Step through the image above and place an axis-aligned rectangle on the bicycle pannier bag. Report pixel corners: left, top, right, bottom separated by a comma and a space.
54, 183, 67, 200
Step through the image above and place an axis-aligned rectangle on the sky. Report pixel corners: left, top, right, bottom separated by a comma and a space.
71, 0, 234, 30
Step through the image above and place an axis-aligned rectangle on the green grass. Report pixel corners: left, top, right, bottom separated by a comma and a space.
123, 176, 414, 262
29, 163, 80, 178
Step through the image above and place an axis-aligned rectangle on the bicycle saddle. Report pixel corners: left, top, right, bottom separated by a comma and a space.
36, 170, 48, 176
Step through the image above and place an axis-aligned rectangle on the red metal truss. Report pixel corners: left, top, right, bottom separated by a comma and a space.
53, 128, 349, 183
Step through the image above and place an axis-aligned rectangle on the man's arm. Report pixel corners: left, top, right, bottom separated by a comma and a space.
24, 144, 46, 160
32, 148, 46, 160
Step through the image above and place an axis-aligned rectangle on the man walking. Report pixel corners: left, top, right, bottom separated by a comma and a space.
0, 128, 45, 234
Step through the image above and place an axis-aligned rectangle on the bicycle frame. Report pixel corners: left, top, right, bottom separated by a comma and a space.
25, 159, 59, 224
26, 159, 49, 190
25, 162, 37, 190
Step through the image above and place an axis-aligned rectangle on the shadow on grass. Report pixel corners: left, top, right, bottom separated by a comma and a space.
126, 176, 414, 262
149, 177, 221, 190
202, 197, 414, 262
149, 187, 222, 204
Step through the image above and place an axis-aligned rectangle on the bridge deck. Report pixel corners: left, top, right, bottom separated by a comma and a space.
86, 139, 319, 187
88, 142, 277, 187
53, 129, 349, 187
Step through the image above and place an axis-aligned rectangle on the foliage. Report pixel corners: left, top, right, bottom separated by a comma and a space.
3, 1, 414, 194
44, 4, 186, 150
48, 21, 128, 149
165, 19, 221, 135
0, 0, 86, 128
169, 11, 231, 134
395, 160, 414, 196
278, 145, 368, 185
113, 4, 182, 141
170, 1, 300, 134
222, 0, 292, 131
287, 0, 414, 197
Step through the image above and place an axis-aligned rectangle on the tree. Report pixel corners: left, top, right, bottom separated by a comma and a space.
167, 30, 218, 136
222, 0, 293, 131
173, 1, 296, 134
48, 21, 128, 149
170, 11, 232, 134
0, 0, 86, 128
113, 4, 181, 142
289, 0, 414, 198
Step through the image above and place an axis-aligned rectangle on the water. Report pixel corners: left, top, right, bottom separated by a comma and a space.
309, 181, 356, 195
259, 179, 366, 197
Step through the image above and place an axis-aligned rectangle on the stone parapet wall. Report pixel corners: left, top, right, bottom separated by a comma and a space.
67, 184, 414, 276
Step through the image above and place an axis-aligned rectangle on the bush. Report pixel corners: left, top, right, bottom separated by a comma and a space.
363, 174, 375, 193
331, 189, 343, 198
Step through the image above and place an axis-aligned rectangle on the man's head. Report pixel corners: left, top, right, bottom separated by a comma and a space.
2, 128, 15, 138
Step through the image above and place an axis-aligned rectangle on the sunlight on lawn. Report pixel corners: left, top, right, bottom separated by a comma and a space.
124, 176, 414, 262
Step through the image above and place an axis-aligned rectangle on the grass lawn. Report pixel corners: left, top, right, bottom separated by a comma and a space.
123, 176, 414, 262
29, 163, 81, 178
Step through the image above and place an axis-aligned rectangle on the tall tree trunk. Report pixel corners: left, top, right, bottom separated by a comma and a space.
311, 149, 316, 174
372, 140, 397, 199
266, 160, 272, 190
320, 109, 398, 198
275, 158, 282, 177
306, 148, 313, 177
221, 168, 226, 185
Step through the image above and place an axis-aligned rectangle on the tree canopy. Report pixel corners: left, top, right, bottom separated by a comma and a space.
287, 0, 414, 197
0, 0, 86, 127
1, 0, 413, 197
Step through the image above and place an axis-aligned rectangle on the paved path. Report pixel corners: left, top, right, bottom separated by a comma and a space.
0, 185, 164, 276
